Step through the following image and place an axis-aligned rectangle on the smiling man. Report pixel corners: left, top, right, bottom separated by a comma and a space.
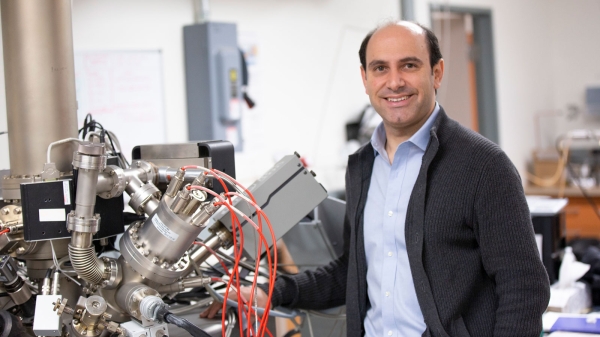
202, 21, 550, 337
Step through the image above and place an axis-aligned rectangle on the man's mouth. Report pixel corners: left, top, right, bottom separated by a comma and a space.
386, 96, 410, 102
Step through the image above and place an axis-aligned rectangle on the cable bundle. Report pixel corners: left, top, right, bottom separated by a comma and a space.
183, 167, 277, 337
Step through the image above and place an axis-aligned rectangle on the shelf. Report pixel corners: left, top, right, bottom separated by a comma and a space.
525, 186, 600, 198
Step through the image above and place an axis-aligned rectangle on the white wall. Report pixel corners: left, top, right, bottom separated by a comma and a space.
548, 0, 600, 143
1, 0, 598, 188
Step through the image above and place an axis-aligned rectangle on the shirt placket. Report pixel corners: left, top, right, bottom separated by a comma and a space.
380, 145, 408, 337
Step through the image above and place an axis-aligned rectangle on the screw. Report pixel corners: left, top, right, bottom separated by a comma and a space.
152, 257, 159, 264
92, 301, 100, 308
0, 208, 8, 215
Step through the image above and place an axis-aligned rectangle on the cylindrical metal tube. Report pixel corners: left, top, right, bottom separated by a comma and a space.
51, 271, 60, 295
1, 0, 78, 175
96, 173, 114, 194
158, 167, 209, 185
75, 168, 100, 217
80, 295, 107, 328
169, 189, 191, 214
41, 277, 51, 296
70, 232, 93, 249
165, 168, 186, 198
4, 277, 32, 305
143, 198, 160, 216
191, 201, 220, 227
189, 234, 224, 269
126, 176, 160, 216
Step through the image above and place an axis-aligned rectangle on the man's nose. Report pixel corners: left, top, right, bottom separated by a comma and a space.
386, 70, 405, 91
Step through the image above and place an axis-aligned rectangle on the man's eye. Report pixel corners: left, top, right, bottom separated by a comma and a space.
375, 66, 386, 72
405, 63, 416, 69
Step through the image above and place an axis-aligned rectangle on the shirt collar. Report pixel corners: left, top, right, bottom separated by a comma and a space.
370, 102, 440, 157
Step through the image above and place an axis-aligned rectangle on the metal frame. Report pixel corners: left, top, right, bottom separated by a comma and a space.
430, 4, 500, 144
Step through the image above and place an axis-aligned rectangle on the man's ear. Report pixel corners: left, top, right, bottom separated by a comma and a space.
433, 59, 444, 90
360, 65, 368, 94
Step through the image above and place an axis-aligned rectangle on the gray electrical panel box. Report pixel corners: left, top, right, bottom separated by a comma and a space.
184, 22, 244, 150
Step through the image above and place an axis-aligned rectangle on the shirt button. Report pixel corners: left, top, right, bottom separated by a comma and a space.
388, 211, 393, 217
388, 331, 393, 336
385, 291, 390, 297
388, 251, 393, 257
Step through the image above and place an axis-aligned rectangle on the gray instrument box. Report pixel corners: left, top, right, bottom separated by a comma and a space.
213, 154, 328, 259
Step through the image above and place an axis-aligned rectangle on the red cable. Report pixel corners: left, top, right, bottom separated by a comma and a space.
188, 177, 275, 337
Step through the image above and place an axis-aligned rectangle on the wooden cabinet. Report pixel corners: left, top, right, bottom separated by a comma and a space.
526, 186, 600, 241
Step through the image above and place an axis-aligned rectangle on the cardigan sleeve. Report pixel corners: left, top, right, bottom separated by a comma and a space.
258, 166, 354, 310
473, 150, 550, 336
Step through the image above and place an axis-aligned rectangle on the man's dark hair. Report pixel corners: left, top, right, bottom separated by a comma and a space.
358, 22, 443, 72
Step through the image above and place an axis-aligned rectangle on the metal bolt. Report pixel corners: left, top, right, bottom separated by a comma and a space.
92, 301, 100, 308
161, 262, 169, 269
1, 208, 8, 215
143, 250, 150, 257
152, 257, 159, 264
16, 247, 25, 254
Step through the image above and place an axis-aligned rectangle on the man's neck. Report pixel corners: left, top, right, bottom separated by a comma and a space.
382, 104, 436, 164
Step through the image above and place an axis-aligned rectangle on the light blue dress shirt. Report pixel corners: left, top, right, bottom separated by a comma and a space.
363, 103, 440, 337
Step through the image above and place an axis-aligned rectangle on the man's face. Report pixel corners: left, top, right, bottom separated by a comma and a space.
361, 23, 444, 136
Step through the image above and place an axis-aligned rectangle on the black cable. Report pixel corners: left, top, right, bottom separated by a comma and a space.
156, 307, 212, 337
44, 268, 53, 279
0, 131, 7, 135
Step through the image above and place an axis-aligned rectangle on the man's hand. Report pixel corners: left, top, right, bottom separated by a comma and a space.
199, 286, 270, 319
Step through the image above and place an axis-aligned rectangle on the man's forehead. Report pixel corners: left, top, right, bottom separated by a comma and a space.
372, 22, 426, 41
396, 21, 426, 35
367, 22, 428, 60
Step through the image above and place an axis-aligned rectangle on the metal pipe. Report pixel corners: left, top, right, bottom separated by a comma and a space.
75, 168, 100, 217
68, 143, 110, 287
1, 0, 78, 176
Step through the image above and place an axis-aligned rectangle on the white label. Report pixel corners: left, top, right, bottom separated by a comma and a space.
39, 209, 66, 222
63, 180, 71, 205
152, 214, 179, 242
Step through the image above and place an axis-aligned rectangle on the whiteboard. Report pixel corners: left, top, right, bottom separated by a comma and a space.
74, 50, 166, 161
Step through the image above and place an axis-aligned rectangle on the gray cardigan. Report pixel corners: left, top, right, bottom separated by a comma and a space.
265, 108, 550, 337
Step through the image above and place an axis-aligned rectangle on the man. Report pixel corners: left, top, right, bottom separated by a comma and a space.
202, 21, 550, 337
